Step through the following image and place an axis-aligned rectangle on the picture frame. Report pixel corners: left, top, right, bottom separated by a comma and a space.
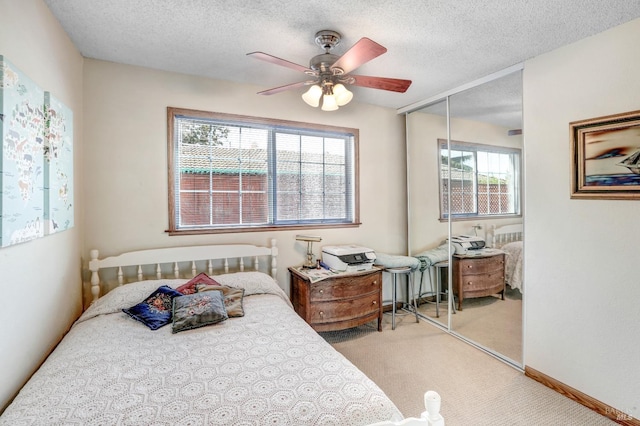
570, 109, 640, 199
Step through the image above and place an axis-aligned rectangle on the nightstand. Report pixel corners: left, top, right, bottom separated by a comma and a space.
452, 251, 505, 310
288, 267, 383, 332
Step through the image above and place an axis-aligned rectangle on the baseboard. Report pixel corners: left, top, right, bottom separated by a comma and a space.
382, 296, 436, 312
525, 366, 639, 425
382, 302, 404, 312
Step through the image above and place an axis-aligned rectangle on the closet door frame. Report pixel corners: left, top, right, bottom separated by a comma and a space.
400, 63, 524, 369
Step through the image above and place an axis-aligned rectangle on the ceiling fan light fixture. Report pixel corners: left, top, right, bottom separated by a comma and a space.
333, 83, 353, 106
321, 93, 339, 111
302, 84, 322, 107
249, 30, 412, 107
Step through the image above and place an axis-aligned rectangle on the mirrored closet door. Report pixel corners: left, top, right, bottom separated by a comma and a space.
406, 97, 452, 328
405, 67, 524, 366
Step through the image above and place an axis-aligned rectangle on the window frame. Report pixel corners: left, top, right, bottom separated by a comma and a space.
166, 107, 360, 235
438, 138, 521, 221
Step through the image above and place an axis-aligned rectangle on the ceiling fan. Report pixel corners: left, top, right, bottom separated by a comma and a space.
247, 30, 412, 111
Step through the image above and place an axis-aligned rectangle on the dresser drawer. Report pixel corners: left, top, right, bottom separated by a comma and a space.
457, 255, 504, 275
460, 271, 504, 293
309, 292, 380, 324
310, 273, 380, 302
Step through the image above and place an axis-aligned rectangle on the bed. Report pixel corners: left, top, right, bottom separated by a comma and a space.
0, 241, 408, 426
491, 224, 524, 293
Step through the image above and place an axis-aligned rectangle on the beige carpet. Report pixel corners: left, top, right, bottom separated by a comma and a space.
417, 285, 523, 363
320, 317, 615, 425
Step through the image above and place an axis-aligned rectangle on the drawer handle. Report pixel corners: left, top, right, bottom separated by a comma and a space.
467, 281, 473, 285
319, 289, 324, 294
372, 301, 377, 305
373, 280, 377, 285
319, 311, 324, 317
467, 265, 473, 269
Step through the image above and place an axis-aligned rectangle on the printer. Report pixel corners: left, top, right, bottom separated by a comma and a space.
322, 245, 376, 272
448, 235, 486, 255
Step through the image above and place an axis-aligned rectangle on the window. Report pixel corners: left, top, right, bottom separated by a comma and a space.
167, 108, 359, 234
438, 139, 521, 219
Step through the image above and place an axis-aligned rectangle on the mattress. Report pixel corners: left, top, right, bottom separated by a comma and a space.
0, 272, 401, 425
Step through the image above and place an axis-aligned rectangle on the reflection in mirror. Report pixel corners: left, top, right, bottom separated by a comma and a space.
448, 72, 523, 365
406, 98, 451, 327
406, 70, 523, 366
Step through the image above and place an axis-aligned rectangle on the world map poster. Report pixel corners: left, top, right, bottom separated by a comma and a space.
44, 92, 74, 234
0, 55, 45, 247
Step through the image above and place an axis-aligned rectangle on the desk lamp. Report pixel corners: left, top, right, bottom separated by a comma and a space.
295, 235, 322, 268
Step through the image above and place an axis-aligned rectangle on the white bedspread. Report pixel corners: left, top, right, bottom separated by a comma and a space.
502, 241, 523, 293
1, 272, 401, 426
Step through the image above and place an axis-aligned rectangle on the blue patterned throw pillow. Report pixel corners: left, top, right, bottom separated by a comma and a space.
172, 290, 228, 333
122, 285, 183, 330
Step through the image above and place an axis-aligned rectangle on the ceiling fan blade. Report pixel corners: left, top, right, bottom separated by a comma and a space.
330, 38, 387, 75
247, 52, 311, 74
257, 81, 308, 95
349, 75, 412, 93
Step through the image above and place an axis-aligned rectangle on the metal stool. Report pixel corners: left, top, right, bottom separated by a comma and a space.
433, 261, 456, 318
416, 262, 456, 318
386, 266, 419, 330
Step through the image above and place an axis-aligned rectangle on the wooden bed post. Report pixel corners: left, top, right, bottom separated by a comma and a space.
491, 224, 497, 248
89, 249, 101, 302
270, 238, 278, 279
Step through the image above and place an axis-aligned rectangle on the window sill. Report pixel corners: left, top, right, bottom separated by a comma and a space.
166, 222, 362, 236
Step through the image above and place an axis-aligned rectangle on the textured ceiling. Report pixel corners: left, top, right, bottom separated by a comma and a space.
44, 0, 640, 118
421, 71, 524, 129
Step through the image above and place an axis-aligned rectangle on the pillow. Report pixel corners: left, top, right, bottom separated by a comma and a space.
196, 284, 245, 317
122, 285, 183, 330
172, 291, 228, 333
175, 272, 221, 295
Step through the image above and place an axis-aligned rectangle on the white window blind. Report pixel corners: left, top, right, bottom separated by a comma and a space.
439, 139, 520, 219
167, 108, 358, 234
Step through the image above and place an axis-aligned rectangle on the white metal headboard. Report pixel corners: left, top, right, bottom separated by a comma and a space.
89, 240, 278, 302
491, 224, 523, 248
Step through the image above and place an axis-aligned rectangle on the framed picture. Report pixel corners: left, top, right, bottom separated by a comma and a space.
570, 110, 640, 199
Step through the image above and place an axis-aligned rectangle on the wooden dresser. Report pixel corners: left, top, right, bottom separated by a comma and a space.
452, 252, 505, 311
288, 267, 383, 332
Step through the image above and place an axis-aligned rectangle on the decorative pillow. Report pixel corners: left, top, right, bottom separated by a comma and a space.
172, 291, 228, 333
196, 284, 245, 317
122, 285, 183, 330
175, 272, 221, 295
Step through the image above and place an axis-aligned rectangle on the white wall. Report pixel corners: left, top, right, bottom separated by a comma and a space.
82, 59, 408, 299
0, 0, 84, 410
524, 18, 640, 416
